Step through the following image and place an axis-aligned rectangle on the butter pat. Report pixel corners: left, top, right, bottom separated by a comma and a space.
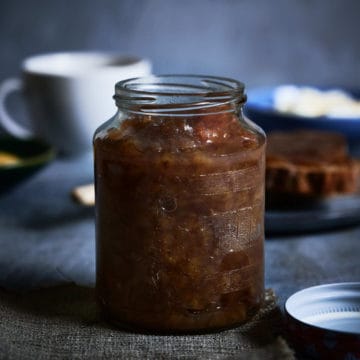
273, 85, 360, 118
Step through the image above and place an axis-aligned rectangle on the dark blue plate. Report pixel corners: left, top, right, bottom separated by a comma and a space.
265, 194, 360, 234
245, 86, 360, 154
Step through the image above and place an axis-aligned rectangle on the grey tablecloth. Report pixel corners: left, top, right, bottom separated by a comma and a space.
0, 152, 360, 359
0, 286, 293, 359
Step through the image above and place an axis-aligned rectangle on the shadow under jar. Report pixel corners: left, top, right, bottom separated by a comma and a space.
94, 75, 266, 333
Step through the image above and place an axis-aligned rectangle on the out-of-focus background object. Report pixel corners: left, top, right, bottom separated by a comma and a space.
72, 183, 95, 206
0, 136, 54, 194
273, 86, 360, 118
0, 0, 359, 87
1, 0, 359, 150
245, 86, 360, 153
0, 52, 151, 155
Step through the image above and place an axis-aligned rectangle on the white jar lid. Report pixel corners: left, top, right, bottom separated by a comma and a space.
285, 282, 360, 358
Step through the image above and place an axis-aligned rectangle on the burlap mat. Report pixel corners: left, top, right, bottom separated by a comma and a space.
0, 285, 295, 360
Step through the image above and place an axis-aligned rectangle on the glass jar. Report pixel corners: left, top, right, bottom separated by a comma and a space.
94, 75, 266, 333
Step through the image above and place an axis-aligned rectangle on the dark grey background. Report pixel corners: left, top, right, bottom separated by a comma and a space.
1, 0, 359, 87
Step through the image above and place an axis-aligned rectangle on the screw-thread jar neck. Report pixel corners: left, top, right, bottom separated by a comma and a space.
114, 75, 247, 116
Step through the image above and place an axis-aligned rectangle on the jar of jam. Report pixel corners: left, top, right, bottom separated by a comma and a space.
94, 75, 266, 333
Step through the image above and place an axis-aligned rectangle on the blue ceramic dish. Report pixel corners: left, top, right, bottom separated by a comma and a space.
244, 86, 360, 154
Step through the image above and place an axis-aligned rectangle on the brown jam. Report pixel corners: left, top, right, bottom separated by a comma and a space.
94, 76, 266, 333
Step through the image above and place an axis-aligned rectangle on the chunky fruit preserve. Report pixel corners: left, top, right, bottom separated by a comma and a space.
94, 76, 266, 332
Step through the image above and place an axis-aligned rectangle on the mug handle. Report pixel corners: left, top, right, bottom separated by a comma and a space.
0, 77, 33, 138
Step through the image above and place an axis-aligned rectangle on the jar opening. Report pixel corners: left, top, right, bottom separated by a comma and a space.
114, 75, 246, 116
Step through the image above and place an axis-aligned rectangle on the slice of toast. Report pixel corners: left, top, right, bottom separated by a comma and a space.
266, 130, 360, 196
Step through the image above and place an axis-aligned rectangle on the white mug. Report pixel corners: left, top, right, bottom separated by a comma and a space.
0, 52, 152, 155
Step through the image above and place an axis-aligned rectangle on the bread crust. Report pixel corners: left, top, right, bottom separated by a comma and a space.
266, 130, 360, 196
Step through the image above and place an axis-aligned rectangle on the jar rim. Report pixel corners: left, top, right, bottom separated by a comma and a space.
114, 75, 246, 115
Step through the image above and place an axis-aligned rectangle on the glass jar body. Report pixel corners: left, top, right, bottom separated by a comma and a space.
94, 76, 266, 333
